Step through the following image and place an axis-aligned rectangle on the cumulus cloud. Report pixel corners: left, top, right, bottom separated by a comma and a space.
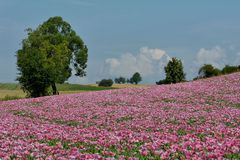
105, 58, 120, 68
195, 46, 226, 68
140, 47, 166, 60
104, 47, 171, 80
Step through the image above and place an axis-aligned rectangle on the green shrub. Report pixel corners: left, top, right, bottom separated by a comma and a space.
156, 79, 167, 85
198, 64, 221, 78
222, 65, 239, 74
98, 79, 113, 87
114, 77, 126, 84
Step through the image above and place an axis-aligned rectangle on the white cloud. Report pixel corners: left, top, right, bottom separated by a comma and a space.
105, 58, 120, 68
140, 47, 166, 60
195, 46, 226, 68
104, 47, 171, 79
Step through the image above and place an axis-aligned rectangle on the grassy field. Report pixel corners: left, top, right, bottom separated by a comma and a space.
0, 83, 147, 100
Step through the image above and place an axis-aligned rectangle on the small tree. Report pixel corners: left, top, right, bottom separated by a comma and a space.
130, 72, 142, 84
98, 79, 113, 87
164, 57, 185, 83
114, 78, 119, 84
114, 76, 126, 84
198, 64, 220, 78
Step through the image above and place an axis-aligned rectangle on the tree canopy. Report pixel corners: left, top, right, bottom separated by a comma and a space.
16, 16, 88, 97
114, 76, 126, 84
164, 57, 185, 83
156, 57, 185, 85
198, 64, 220, 78
221, 65, 240, 74
130, 72, 142, 84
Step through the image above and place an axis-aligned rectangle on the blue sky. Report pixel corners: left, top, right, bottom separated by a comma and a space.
1, 0, 240, 84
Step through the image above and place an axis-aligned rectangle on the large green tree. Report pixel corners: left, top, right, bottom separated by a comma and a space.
17, 16, 88, 97
164, 57, 185, 83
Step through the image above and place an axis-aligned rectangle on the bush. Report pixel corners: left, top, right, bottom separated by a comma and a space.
98, 79, 113, 87
114, 77, 126, 84
198, 64, 221, 78
156, 79, 167, 85
222, 65, 239, 74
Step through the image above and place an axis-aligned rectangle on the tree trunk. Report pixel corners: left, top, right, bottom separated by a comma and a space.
51, 82, 59, 95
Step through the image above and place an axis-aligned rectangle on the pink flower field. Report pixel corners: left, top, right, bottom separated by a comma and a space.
0, 73, 239, 160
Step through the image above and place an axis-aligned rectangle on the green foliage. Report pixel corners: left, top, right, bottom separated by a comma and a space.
53, 119, 80, 126
222, 65, 239, 74
37, 139, 149, 159
114, 76, 126, 84
16, 16, 88, 97
157, 57, 185, 85
194, 64, 239, 80
98, 79, 114, 87
26, 155, 35, 160
39, 139, 59, 146
224, 153, 240, 159
130, 72, 142, 84
198, 64, 221, 78
177, 128, 187, 136
10, 154, 17, 160
165, 57, 185, 84
156, 79, 167, 85
234, 103, 240, 108
187, 117, 197, 126
116, 115, 133, 123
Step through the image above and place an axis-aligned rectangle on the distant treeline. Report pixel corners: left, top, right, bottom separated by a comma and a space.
97, 72, 142, 87
194, 64, 240, 80
98, 57, 240, 86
